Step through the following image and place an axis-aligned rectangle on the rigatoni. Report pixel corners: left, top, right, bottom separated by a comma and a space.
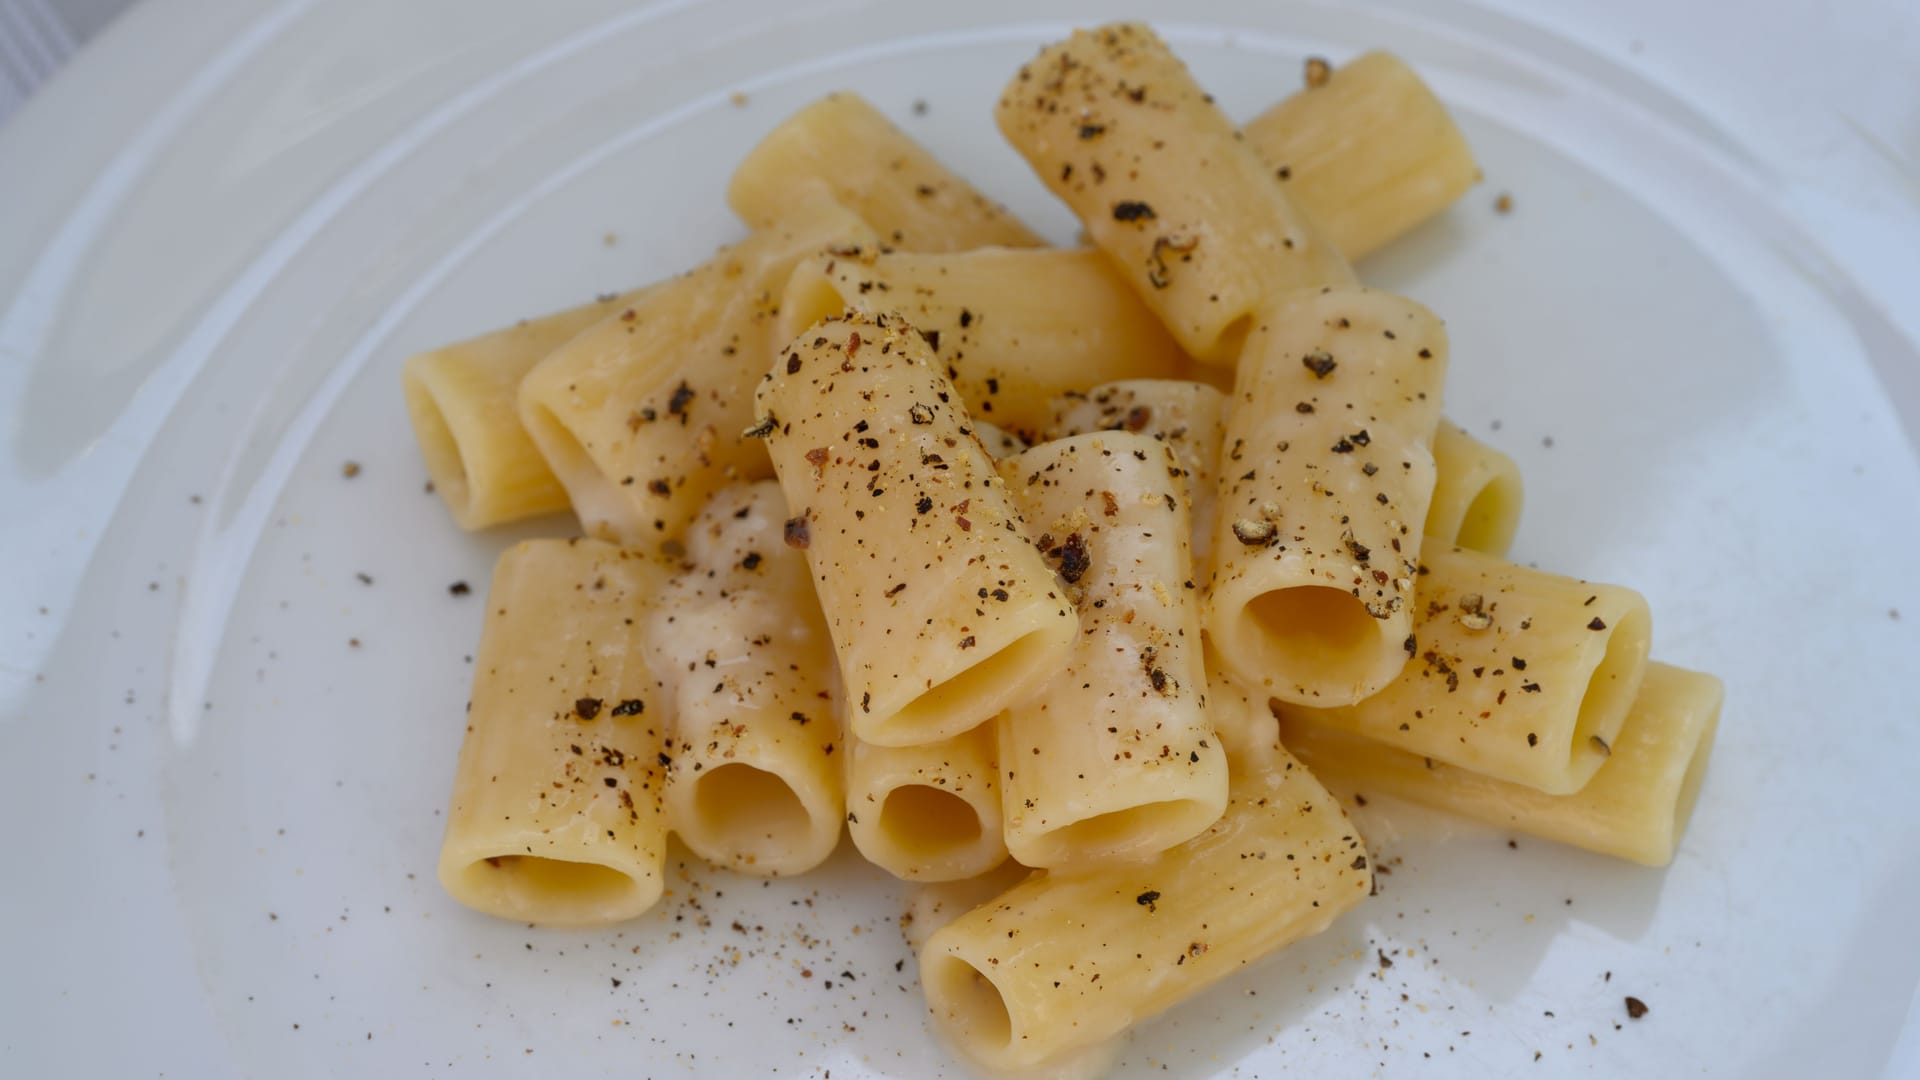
754, 312, 1078, 748
1244, 51, 1479, 262
1206, 286, 1448, 706
437, 539, 671, 926
1427, 420, 1523, 555
1270, 544, 1652, 795
778, 247, 1188, 438
1283, 662, 1720, 866
995, 433, 1227, 869
846, 725, 1007, 881
996, 22, 1353, 365
728, 92, 1042, 252
645, 482, 843, 877
921, 748, 1371, 1070
1046, 380, 1227, 571
517, 197, 873, 547
402, 292, 638, 529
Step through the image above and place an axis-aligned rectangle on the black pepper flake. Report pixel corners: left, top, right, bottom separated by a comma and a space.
886, 582, 908, 597
742, 552, 763, 571
1512, 657, 1528, 670
657, 752, 673, 768
958, 308, 973, 328
1149, 668, 1168, 692
602, 776, 618, 788
916, 496, 934, 514
1136, 890, 1160, 910
611, 699, 645, 717
783, 515, 811, 549
1362, 462, 1379, 477
1123, 405, 1152, 432
1351, 854, 1368, 870
448, 581, 471, 596
860, 691, 871, 713
1295, 401, 1315, 414
1587, 617, 1607, 631
1527, 732, 1538, 746
667, 381, 695, 420
1624, 997, 1648, 1020
909, 402, 935, 425
742, 415, 778, 439
958, 635, 977, 649
1112, 200, 1156, 222
1056, 533, 1091, 584
1302, 350, 1337, 378
574, 698, 604, 720
1078, 123, 1106, 139
786, 354, 802, 374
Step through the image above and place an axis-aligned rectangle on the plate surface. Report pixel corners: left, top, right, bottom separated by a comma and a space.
3, 1, 1918, 1077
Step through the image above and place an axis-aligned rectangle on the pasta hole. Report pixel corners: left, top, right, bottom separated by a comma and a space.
1455, 470, 1523, 555
687, 763, 812, 857
461, 855, 637, 919
1244, 585, 1384, 691
923, 953, 1013, 1052
879, 785, 982, 858
1032, 798, 1215, 866
401, 371, 472, 515
776, 259, 852, 346
1572, 602, 1650, 758
878, 624, 1072, 745
521, 401, 631, 540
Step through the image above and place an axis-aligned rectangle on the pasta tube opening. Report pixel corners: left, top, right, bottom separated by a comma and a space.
1024, 799, 1221, 869
401, 373, 474, 517
922, 952, 1016, 1056
518, 400, 632, 540
880, 784, 985, 856
1455, 468, 1524, 554
447, 853, 655, 926
875, 627, 1066, 747
679, 763, 823, 870
1242, 585, 1398, 697
1573, 602, 1652, 765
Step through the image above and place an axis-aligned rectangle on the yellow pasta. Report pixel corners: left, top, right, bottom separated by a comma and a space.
437, 539, 671, 926
1244, 51, 1479, 262
754, 312, 1078, 748
996, 22, 1354, 365
1271, 544, 1652, 795
846, 724, 1007, 882
728, 92, 1042, 252
995, 433, 1227, 869
517, 196, 873, 547
645, 482, 843, 877
1283, 662, 1721, 866
402, 291, 638, 529
921, 748, 1370, 1070
778, 246, 1188, 438
1206, 286, 1448, 707
1045, 379, 1228, 572
1427, 420, 1523, 554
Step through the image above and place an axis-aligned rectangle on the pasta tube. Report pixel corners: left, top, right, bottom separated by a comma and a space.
921, 747, 1371, 1070
778, 247, 1188, 438
1426, 420, 1523, 555
1282, 662, 1720, 866
402, 291, 638, 529
995, 433, 1227, 868
517, 196, 873, 547
846, 724, 1007, 882
754, 312, 1078, 748
1271, 544, 1652, 795
1206, 286, 1448, 707
1046, 379, 1227, 572
645, 482, 843, 877
995, 23, 1354, 365
728, 92, 1042, 253
438, 539, 671, 926
1244, 51, 1479, 261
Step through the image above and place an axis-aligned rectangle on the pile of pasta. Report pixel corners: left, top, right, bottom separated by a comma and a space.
406, 25, 1722, 1074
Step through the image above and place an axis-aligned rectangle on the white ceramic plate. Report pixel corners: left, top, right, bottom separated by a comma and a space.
4, 1, 1918, 1076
